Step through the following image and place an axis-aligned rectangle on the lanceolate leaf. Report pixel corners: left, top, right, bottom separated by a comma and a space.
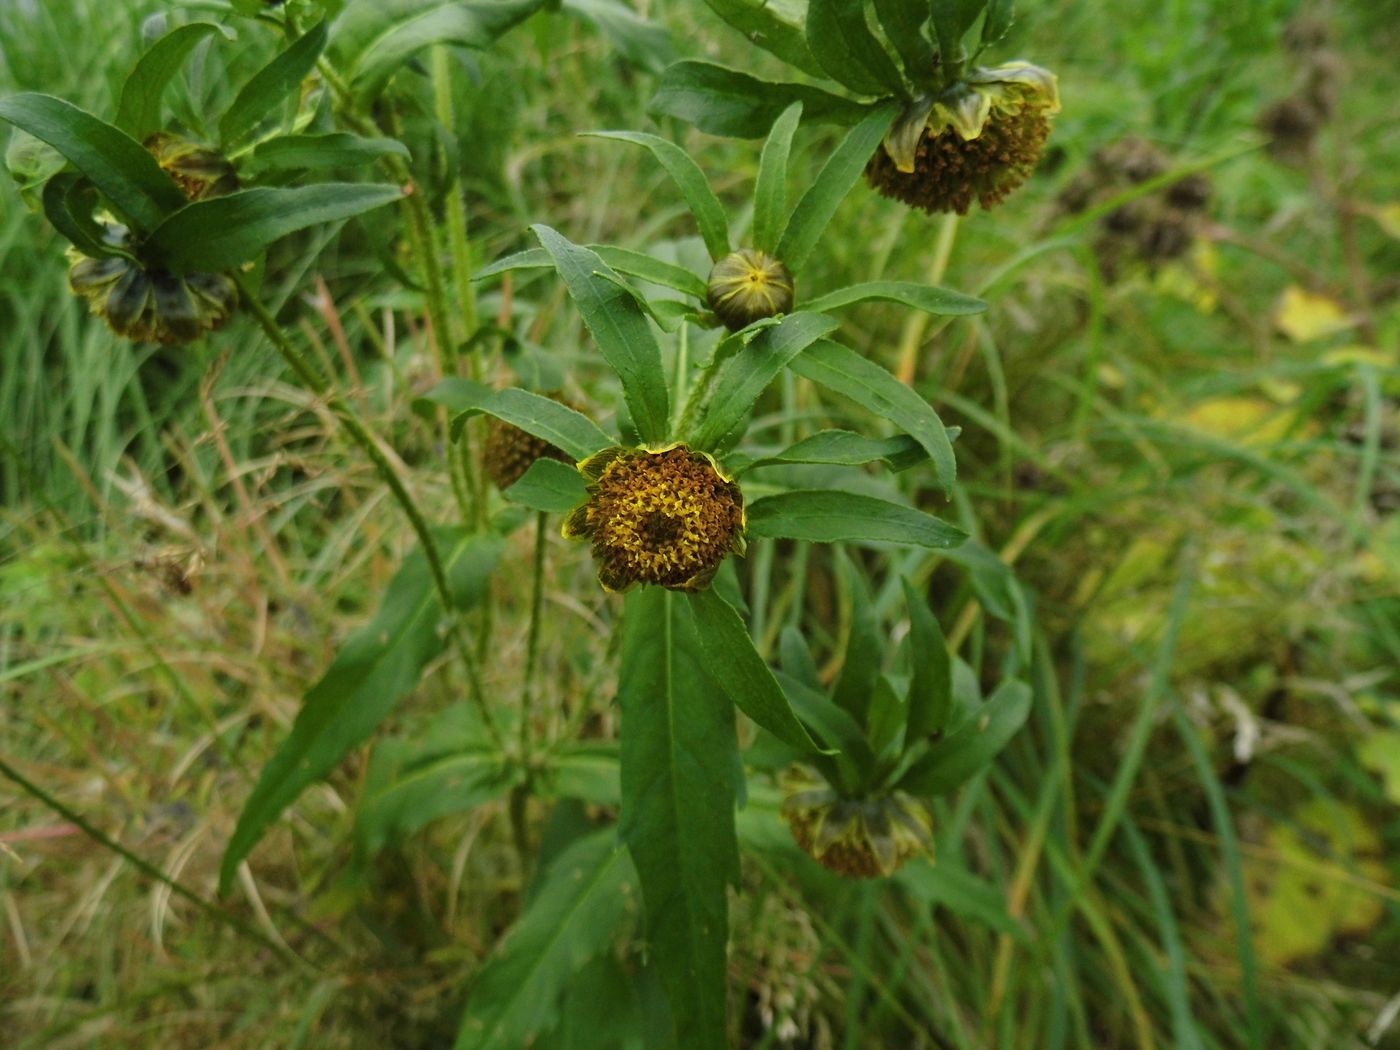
531, 225, 671, 444
0, 93, 187, 232
417, 377, 613, 459
618, 588, 737, 1050
872, 0, 936, 86
42, 174, 113, 258
474, 245, 708, 300
219, 21, 329, 148
349, 0, 545, 101
805, 0, 907, 97
930, 0, 991, 66
902, 578, 953, 738
735, 430, 929, 474
688, 312, 839, 454
752, 101, 802, 256
586, 131, 729, 261
699, 0, 826, 77
803, 280, 986, 316
504, 459, 590, 514
456, 829, 639, 1050
649, 60, 873, 139
115, 22, 228, 140
562, 0, 674, 74
982, 0, 1017, 47
250, 132, 410, 172
143, 183, 404, 274
746, 490, 968, 548
790, 339, 958, 492
777, 103, 898, 272
896, 679, 1032, 796
219, 529, 504, 895
831, 553, 881, 728
774, 670, 875, 790
687, 588, 824, 754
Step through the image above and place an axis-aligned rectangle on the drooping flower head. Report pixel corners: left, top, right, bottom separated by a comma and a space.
484, 395, 578, 490
144, 132, 239, 202
706, 248, 795, 332
67, 222, 237, 345
563, 444, 746, 592
866, 61, 1060, 215
781, 773, 934, 879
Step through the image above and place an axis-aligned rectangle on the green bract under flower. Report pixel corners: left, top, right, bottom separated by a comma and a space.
706, 248, 795, 332
867, 61, 1060, 215
562, 444, 746, 593
782, 774, 934, 879
144, 132, 239, 202
67, 223, 237, 346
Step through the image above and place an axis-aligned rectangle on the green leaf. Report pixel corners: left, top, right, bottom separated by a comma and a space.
456, 828, 639, 1050
895, 679, 1031, 796
42, 174, 114, 257
249, 132, 410, 172
698, 0, 826, 77
142, 183, 404, 274
752, 101, 802, 255
531, 225, 671, 444
687, 589, 824, 755
745, 490, 968, 548
941, 539, 1032, 660
831, 552, 880, 727
649, 60, 873, 139
539, 742, 622, 806
902, 578, 952, 737
805, 0, 907, 96
774, 670, 875, 789
736, 430, 929, 474
0, 93, 187, 232
475, 244, 708, 300
896, 859, 1029, 942
776, 103, 897, 272
802, 279, 986, 316
562, 0, 674, 73
349, 0, 544, 102
586, 132, 729, 261
688, 312, 839, 454
930, 0, 989, 63
219, 21, 328, 149
790, 339, 957, 491
618, 588, 737, 1050
219, 529, 503, 894
871, 0, 935, 85
115, 22, 227, 140
778, 626, 820, 689
416, 377, 613, 459
504, 458, 590, 514
981, 0, 1016, 46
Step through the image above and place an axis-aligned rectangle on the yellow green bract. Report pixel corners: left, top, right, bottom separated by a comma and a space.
67, 224, 238, 346
706, 248, 795, 332
867, 61, 1060, 215
144, 132, 239, 202
562, 444, 746, 593
781, 774, 934, 879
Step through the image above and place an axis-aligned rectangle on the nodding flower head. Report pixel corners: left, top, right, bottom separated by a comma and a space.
67, 222, 237, 345
781, 774, 934, 879
706, 248, 795, 332
562, 444, 746, 593
483, 396, 578, 490
144, 132, 239, 202
866, 61, 1060, 216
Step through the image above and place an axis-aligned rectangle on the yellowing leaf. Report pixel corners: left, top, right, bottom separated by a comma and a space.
1322, 345, 1397, 369
1359, 732, 1400, 805
1243, 799, 1387, 967
1367, 202, 1400, 239
1182, 396, 1296, 445
1274, 285, 1352, 343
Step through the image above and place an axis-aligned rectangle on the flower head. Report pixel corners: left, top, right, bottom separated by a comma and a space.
68, 223, 237, 345
483, 396, 577, 490
706, 248, 795, 331
144, 132, 239, 202
562, 444, 745, 592
782, 775, 934, 879
866, 61, 1060, 215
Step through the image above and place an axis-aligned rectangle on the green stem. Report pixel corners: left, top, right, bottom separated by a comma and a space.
676, 339, 731, 439
0, 755, 308, 969
432, 46, 480, 346
235, 276, 503, 750
519, 511, 549, 759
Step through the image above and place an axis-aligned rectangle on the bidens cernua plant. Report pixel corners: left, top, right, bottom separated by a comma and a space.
2, 2, 1044, 1047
